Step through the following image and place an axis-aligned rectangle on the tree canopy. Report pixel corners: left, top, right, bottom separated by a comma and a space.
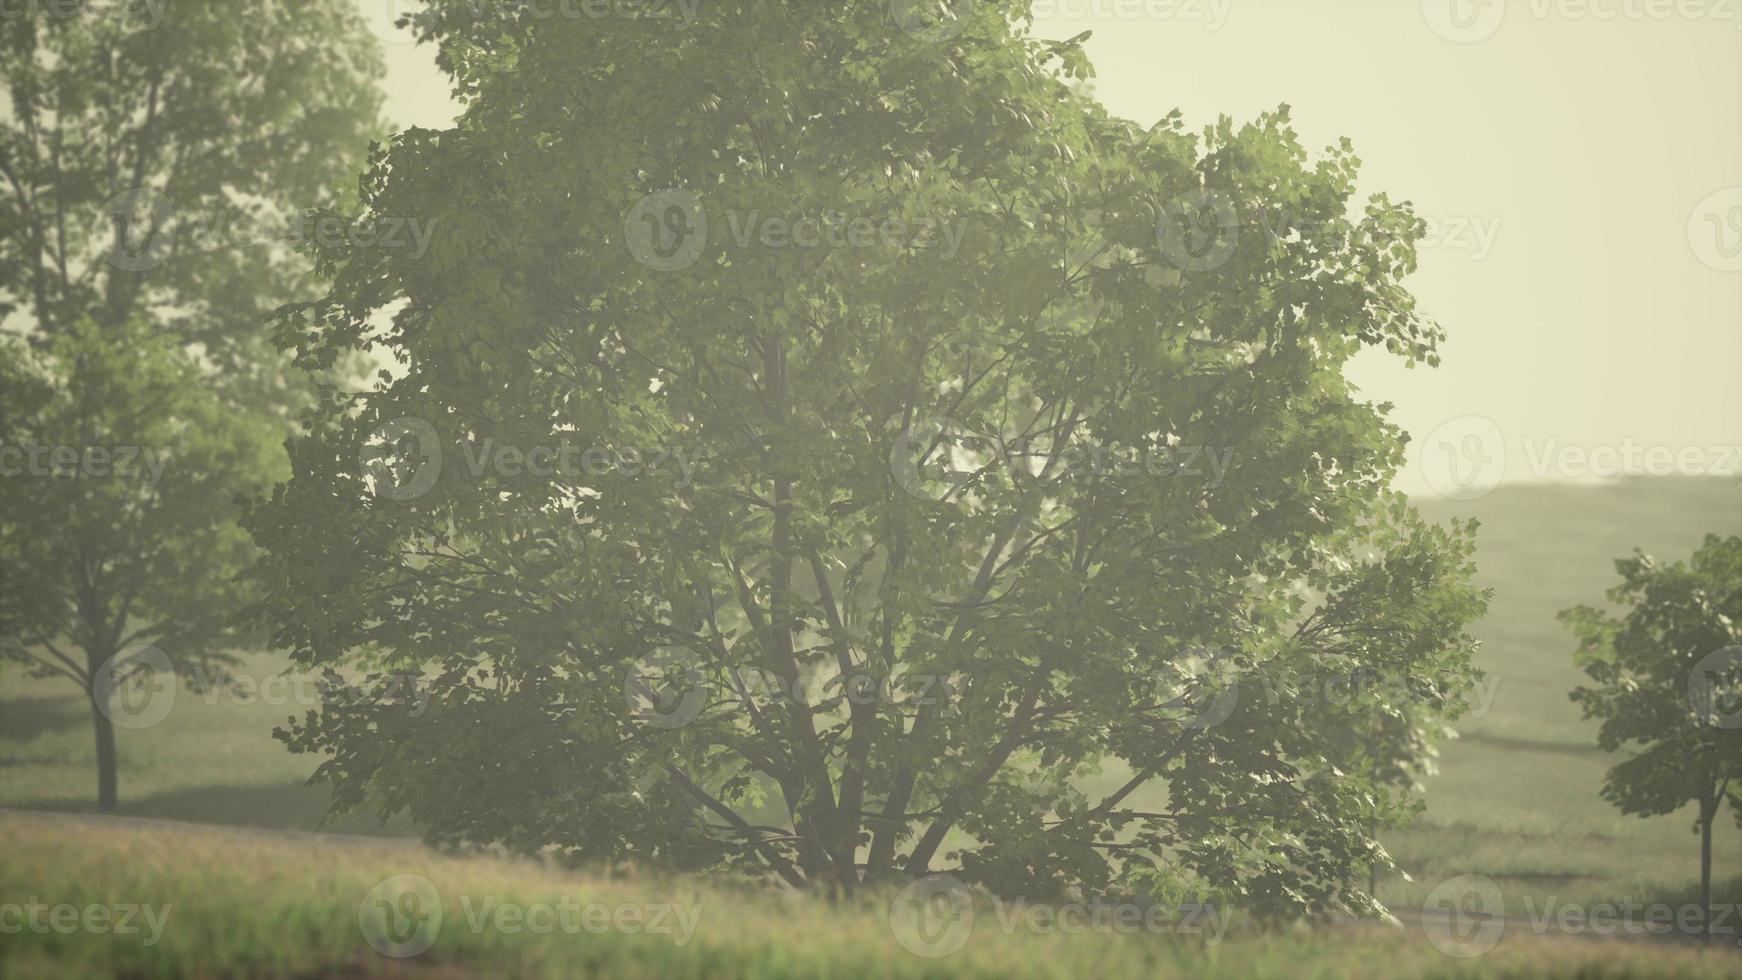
1562, 532, 1742, 934
0, 0, 387, 810
0, 0, 385, 410
246, 1, 1487, 913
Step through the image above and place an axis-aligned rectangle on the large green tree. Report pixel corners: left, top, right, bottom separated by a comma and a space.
246, 1, 1486, 912
0, 0, 385, 810
1562, 534, 1742, 939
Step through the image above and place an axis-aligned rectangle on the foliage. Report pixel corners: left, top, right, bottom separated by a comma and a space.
1562, 534, 1742, 821
245, 1, 1487, 914
0, 319, 278, 702
0, 0, 386, 413
0, 0, 388, 810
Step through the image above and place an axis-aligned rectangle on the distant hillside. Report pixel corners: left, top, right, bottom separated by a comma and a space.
1385, 476, 1742, 910
1415, 475, 1741, 747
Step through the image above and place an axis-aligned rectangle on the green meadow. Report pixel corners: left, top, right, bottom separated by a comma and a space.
3, 475, 1739, 976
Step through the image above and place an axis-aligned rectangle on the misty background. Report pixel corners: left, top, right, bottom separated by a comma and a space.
364, 0, 1742, 496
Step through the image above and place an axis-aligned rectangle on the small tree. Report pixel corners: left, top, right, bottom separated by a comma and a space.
1561, 534, 1742, 940
0, 0, 384, 809
0, 320, 281, 810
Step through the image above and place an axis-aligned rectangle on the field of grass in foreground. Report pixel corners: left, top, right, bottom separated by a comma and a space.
3, 476, 1741, 976
3, 809, 1739, 980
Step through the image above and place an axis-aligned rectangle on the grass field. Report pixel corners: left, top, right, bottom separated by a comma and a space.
1386, 476, 1742, 914
4, 808, 1740, 979
2, 475, 1739, 976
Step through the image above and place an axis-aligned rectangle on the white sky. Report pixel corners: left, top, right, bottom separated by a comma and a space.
357, 1, 1742, 499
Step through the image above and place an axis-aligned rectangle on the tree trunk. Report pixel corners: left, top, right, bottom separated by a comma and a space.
1700, 802, 1714, 942
89, 688, 118, 813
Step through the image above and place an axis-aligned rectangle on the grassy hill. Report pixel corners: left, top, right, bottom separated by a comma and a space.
3, 808, 1738, 980
1386, 477, 1741, 912
2, 476, 1739, 975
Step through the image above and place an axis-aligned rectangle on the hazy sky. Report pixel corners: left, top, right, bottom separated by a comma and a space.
357, 1, 1742, 499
